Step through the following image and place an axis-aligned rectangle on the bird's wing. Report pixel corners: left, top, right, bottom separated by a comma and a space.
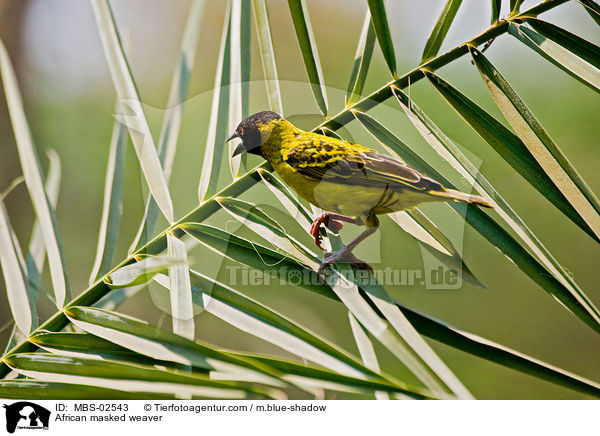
284, 135, 441, 191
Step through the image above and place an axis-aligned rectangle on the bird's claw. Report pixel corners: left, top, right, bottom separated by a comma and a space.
309, 220, 325, 250
309, 213, 348, 250
318, 251, 373, 275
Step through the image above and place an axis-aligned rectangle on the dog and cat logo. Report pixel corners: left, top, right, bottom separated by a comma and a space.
3, 402, 50, 433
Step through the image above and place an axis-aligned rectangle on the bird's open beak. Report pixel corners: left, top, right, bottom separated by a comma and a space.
226, 131, 245, 157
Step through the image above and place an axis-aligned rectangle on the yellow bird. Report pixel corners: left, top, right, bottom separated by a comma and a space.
227, 111, 492, 273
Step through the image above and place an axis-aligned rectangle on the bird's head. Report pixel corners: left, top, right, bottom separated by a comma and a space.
226, 111, 282, 158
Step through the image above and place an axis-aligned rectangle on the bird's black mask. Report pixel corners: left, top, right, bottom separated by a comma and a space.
226, 111, 282, 158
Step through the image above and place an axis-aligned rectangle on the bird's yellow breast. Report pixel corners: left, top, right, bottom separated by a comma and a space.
258, 120, 439, 219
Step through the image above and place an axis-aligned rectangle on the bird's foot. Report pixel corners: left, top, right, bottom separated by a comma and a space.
318, 250, 373, 275
309, 212, 355, 250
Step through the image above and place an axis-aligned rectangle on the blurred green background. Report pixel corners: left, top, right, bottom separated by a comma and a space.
0, 0, 598, 399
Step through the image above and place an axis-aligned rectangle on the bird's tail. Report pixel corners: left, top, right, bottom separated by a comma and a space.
429, 189, 493, 208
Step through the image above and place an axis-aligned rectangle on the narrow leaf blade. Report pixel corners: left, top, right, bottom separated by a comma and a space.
252, 0, 283, 114
508, 22, 600, 93
421, 0, 463, 62
229, 0, 245, 177
89, 111, 127, 283
198, 4, 232, 200
491, 0, 501, 24
167, 233, 194, 339
346, 10, 376, 105
130, 0, 205, 252
91, 0, 174, 223
524, 18, 600, 69
26, 149, 61, 284
0, 200, 33, 334
0, 380, 174, 400
287, 0, 329, 115
425, 71, 600, 242
0, 40, 70, 308
470, 46, 600, 241
579, 0, 600, 26
391, 85, 600, 334
366, 0, 397, 75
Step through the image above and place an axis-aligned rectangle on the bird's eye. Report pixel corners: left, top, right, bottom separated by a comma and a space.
239, 128, 244, 136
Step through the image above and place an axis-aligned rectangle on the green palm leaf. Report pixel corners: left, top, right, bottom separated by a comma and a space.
366, 0, 396, 75
0, 40, 70, 308
287, 0, 328, 115
470, 46, 600, 242
421, 0, 463, 62
346, 10, 376, 105
424, 71, 599, 242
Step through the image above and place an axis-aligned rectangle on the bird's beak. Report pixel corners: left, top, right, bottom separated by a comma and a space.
232, 143, 245, 157
225, 131, 239, 143
227, 130, 245, 157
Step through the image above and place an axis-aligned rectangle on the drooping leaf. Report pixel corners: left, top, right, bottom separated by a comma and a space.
0, 40, 70, 308
524, 17, 600, 69
391, 84, 600, 334
0, 199, 33, 335
508, 22, 600, 94
91, 0, 174, 223
470, 46, 600, 241
425, 71, 599, 242
396, 301, 600, 398
130, 0, 205, 252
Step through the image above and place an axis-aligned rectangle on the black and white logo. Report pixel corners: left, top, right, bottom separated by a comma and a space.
3, 402, 50, 433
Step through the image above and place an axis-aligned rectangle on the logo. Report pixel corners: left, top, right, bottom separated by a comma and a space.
3, 402, 50, 434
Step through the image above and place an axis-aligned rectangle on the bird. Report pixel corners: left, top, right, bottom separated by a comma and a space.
226, 111, 492, 274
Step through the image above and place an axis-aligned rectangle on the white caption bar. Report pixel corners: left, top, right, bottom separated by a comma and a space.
0, 399, 596, 435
